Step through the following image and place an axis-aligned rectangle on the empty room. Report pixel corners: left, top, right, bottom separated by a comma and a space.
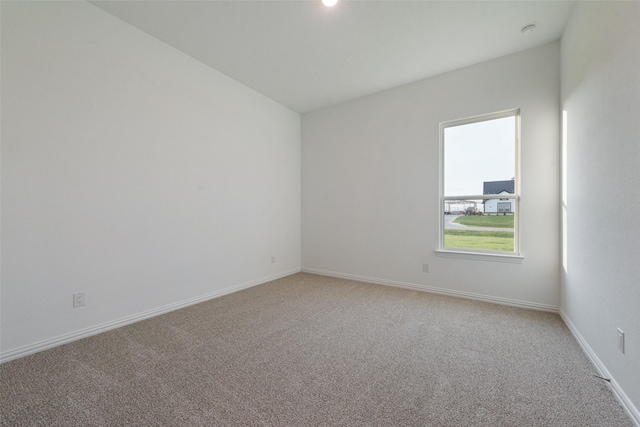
1, 0, 638, 425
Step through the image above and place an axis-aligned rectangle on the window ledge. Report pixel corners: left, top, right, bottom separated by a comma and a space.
434, 249, 524, 264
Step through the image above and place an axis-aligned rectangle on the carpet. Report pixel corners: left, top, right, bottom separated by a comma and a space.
0, 273, 633, 426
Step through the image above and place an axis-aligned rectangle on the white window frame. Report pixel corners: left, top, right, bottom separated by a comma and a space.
435, 109, 524, 263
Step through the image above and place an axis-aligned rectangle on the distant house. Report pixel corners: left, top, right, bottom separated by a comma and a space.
483, 179, 515, 214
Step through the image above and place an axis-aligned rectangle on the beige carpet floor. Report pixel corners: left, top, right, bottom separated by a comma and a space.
0, 272, 633, 426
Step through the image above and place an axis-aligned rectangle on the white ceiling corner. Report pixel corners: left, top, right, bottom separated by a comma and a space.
89, 0, 576, 113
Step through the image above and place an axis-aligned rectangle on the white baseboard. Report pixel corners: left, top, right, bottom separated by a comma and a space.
559, 310, 640, 426
301, 268, 559, 313
0, 268, 301, 364
302, 268, 638, 424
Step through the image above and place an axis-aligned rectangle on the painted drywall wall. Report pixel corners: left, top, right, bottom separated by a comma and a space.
561, 0, 640, 416
302, 43, 560, 308
1, 1, 300, 356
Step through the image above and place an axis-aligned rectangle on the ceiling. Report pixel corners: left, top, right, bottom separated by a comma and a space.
90, 0, 576, 113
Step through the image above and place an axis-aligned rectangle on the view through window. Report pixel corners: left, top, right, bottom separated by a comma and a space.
441, 110, 519, 254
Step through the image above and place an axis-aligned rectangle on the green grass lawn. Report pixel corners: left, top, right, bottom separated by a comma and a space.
444, 230, 514, 252
453, 215, 514, 228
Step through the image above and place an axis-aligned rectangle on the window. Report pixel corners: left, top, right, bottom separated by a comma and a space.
438, 109, 521, 260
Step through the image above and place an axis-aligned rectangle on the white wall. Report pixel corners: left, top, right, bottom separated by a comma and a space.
1, 1, 300, 358
561, 1, 640, 417
302, 43, 560, 308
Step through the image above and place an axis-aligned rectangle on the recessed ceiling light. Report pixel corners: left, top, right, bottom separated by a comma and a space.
521, 24, 537, 34
322, 0, 338, 7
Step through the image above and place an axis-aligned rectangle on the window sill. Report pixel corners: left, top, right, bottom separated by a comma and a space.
434, 249, 524, 264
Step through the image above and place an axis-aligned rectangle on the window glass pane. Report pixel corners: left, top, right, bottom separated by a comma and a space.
444, 116, 515, 197
443, 200, 515, 252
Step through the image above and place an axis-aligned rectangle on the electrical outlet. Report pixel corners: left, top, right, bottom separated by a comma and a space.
423, 263, 430, 273
73, 292, 85, 308
617, 328, 625, 354
271, 255, 276, 264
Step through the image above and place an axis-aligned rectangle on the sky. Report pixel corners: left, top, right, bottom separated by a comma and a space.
444, 115, 516, 196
